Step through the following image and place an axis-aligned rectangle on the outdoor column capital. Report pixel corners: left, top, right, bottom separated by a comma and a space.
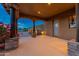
15, 7, 19, 20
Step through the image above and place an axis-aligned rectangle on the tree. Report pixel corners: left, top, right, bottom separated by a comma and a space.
23, 28, 28, 32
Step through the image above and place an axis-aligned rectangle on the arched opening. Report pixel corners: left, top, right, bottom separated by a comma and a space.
17, 19, 46, 37
17, 18, 33, 37
35, 20, 46, 35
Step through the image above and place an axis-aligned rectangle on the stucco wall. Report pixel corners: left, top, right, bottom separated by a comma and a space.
44, 19, 54, 36
58, 17, 76, 40
53, 8, 76, 40
43, 8, 76, 40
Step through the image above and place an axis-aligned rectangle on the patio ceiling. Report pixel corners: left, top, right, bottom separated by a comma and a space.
17, 3, 75, 19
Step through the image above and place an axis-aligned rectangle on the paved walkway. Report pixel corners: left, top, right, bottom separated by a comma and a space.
5, 35, 68, 56
18, 32, 31, 37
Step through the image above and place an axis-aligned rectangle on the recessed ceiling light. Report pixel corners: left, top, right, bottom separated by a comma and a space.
48, 3, 52, 5
38, 11, 41, 14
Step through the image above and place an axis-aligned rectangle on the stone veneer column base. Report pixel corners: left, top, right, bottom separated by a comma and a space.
5, 37, 19, 51
68, 41, 79, 56
32, 32, 36, 38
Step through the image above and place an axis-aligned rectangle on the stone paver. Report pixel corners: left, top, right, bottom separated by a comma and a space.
5, 35, 68, 56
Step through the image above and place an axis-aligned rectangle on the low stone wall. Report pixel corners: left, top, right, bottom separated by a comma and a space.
68, 41, 79, 56
5, 37, 19, 50
0, 50, 5, 56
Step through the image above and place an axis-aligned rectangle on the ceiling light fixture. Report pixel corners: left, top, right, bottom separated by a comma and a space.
48, 3, 52, 5
38, 11, 41, 14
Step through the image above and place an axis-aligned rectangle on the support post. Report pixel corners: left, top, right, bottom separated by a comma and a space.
10, 7, 17, 38
76, 3, 79, 42
32, 19, 36, 37
5, 4, 19, 50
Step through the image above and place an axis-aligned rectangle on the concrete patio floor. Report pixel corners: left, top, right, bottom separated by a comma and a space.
5, 35, 68, 56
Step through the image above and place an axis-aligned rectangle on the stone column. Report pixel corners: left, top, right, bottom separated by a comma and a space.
76, 3, 79, 42
32, 19, 36, 37
15, 7, 19, 37
10, 7, 17, 38
5, 4, 19, 50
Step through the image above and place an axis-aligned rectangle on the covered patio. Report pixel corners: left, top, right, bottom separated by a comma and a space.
5, 35, 67, 56
0, 3, 79, 56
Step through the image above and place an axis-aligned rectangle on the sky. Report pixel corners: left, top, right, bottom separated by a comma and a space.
0, 3, 45, 29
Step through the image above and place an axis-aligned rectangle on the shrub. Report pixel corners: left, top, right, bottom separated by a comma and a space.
0, 25, 10, 43
0, 26, 7, 35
